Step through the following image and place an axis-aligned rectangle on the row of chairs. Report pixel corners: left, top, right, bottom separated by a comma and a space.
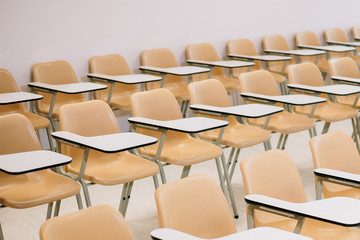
39, 129, 360, 240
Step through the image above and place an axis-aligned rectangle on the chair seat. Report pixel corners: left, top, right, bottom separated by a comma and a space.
148, 81, 189, 101
37, 95, 85, 119
335, 94, 360, 109
0, 170, 80, 209
98, 90, 138, 111
316, 57, 330, 73
138, 135, 222, 166
322, 182, 360, 199
198, 123, 271, 149
295, 102, 357, 122
0, 109, 50, 129
248, 111, 315, 134
67, 151, 159, 185
270, 72, 287, 84
256, 211, 360, 240
213, 75, 239, 92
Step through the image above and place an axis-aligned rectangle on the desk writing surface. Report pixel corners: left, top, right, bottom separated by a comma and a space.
28, 82, 107, 94
297, 45, 355, 52
245, 194, 360, 227
0, 150, 71, 175
327, 41, 360, 47
139, 66, 210, 76
151, 227, 312, 240
52, 132, 157, 153
87, 73, 162, 84
240, 93, 327, 106
0, 92, 43, 105
287, 83, 360, 96
227, 53, 291, 62
187, 60, 254, 68
315, 168, 360, 185
128, 117, 228, 133
331, 76, 360, 84
264, 49, 325, 56
190, 104, 283, 118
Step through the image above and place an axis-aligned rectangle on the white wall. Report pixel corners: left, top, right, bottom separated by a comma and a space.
1, 0, 359, 90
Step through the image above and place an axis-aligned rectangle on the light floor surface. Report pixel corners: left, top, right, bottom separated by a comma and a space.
1, 120, 355, 239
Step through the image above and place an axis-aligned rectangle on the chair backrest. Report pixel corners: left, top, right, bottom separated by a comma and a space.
295, 31, 321, 46
155, 174, 237, 239
130, 88, 186, 140
287, 62, 325, 86
324, 28, 349, 42
39, 204, 134, 240
188, 79, 232, 107
352, 26, 360, 40
240, 149, 308, 203
0, 114, 41, 155
140, 48, 182, 89
310, 130, 360, 173
329, 57, 360, 78
262, 34, 291, 51
226, 39, 262, 77
186, 43, 225, 81
188, 79, 238, 125
59, 100, 120, 162
0, 69, 27, 114
31, 60, 85, 114
239, 70, 280, 96
89, 54, 136, 100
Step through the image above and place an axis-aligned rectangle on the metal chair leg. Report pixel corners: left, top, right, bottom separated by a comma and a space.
54, 200, 61, 217
215, 157, 226, 194
46, 202, 54, 220
76, 193, 83, 210
119, 183, 129, 213
229, 148, 240, 181
45, 126, 54, 151
122, 182, 134, 216
79, 179, 92, 207
180, 165, 191, 178
276, 134, 284, 149
321, 122, 331, 134
281, 134, 289, 150
220, 153, 239, 219
152, 174, 159, 189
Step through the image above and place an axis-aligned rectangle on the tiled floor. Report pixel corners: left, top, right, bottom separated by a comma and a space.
2, 119, 354, 240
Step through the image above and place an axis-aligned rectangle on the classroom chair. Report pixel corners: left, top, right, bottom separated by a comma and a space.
324, 28, 360, 66
185, 43, 239, 93
58, 100, 159, 216
226, 38, 287, 85
287, 62, 358, 136
89, 54, 138, 111
239, 70, 316, 149
294, 31, 330, 74
188, 79, 272, 180
240, 149, 360, 240
40, 204, 134, 240
310, 130, 360, 199
130, 88, 238, 217
352, 26, 360, 41
0, 69, 53, 150
328, 57, 360, 109
31, 60, 87, 130
0, 114, 81, 239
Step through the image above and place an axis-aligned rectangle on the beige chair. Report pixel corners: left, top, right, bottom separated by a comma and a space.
89, 54, 138, 111
40, 205, 134, 240
294, 31, 330, 74
0, 69, 53, 150
352, 26, 360, 41
130, 88, 238, 217
58, 100, 159, 216
227, 39, 287, 84
186, 43, 239, 93
329, 57, 360, 109
287, 62, 358, 136
188, 79, 272, 179
31, 60, 86, 130
262, 35, 296, 74
140, 48, 189, 100
240, 149, 360, 240
324, 28, 360, 66
239, 70, 315, 149
155, 174, 237, 239
310, 130, 360, 199
0, 114, 81, 238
